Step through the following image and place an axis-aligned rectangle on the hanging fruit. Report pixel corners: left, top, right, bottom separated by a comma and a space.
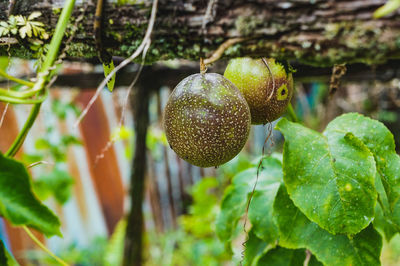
224, 57, 293, 124
163, 73, 251, 168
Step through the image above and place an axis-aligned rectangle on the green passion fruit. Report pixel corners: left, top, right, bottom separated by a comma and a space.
163, 73, 251, 168
224, 58, 293, 124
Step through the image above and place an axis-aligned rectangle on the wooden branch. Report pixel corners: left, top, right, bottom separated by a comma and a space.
0, 60, 394, 90
1, 0, 400, 66
124, 83, 150, 266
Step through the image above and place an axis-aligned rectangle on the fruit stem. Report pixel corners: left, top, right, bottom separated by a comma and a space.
203, 37, 249, 66
286, 103, 299, 123
200, 57, 207, 74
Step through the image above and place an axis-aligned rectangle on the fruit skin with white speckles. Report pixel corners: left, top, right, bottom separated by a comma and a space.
224, 58, 293, 124
163, 73, 251, 168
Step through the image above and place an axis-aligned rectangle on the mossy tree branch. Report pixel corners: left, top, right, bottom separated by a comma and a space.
1, 0, 400, 66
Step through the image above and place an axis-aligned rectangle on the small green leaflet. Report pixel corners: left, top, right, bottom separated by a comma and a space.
0, 153, 61, 237
276, 118, 377, 235
216, 157, 282, 243
103, 60, 115, 92
374, 0, 400, 18
274, 185, 382, 266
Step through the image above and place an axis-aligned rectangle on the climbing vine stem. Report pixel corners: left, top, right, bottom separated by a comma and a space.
4, 0, 76, 264
0, 68, 34, 87
22, 226, 69, 266
5, 0, 76, 157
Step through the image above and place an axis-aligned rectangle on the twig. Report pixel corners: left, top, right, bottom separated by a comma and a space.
94, 0, 112, 64
95, 44, 148, 164
73, 0, 159, 128
329, 63, 347, 98
261, 58, 276, 103
200, 57, 207, 74
304, 250, 312, 266
8, 0, 17, 17
0, 37, 18, 45
0, 103, 8, 128
240, 122, 274, 264
27, 160, 54, 169
203, 37, 248, 66
200, 0, 218, 35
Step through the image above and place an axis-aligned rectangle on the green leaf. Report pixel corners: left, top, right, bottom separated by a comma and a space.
248, 186, 280, 243
256, 246, 305, 266
216, 157, 282, 242
325, 113, 400, 215
103, 60, 115, 92
34, 138, 51, 150
0, 241, 19, 266
104, 219, 126, 266
216, 184, 248, 242
243, 230, 268, 266
374, 0, 400, 18
374, 201, 398, 241
61, 135, 82, 146
276, 118, 377, 235
28, 12, 42, 21
274, 185, 382, 266
33, 168, 74, 205
309, 255, 324, 266
0, 57, 9, 71
0, 153, 61, 237
373, 172, 399, 240
180, 177, 219, 237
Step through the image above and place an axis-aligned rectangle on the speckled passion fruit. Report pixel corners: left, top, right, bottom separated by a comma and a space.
163, 73, 251, 168
224, 58, 294, 124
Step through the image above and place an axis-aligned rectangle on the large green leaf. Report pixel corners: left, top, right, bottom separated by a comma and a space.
0, 154, 61, 237
274, 186, 382, 266
325, 113, 400, 217
276, 118, 377, 235
373, 172, 399, 240
216, 184, 248, 242
216, 157, 282, 242
243, 229, 268, 266
248, 186, 280, 243
256, 246, 305, 266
